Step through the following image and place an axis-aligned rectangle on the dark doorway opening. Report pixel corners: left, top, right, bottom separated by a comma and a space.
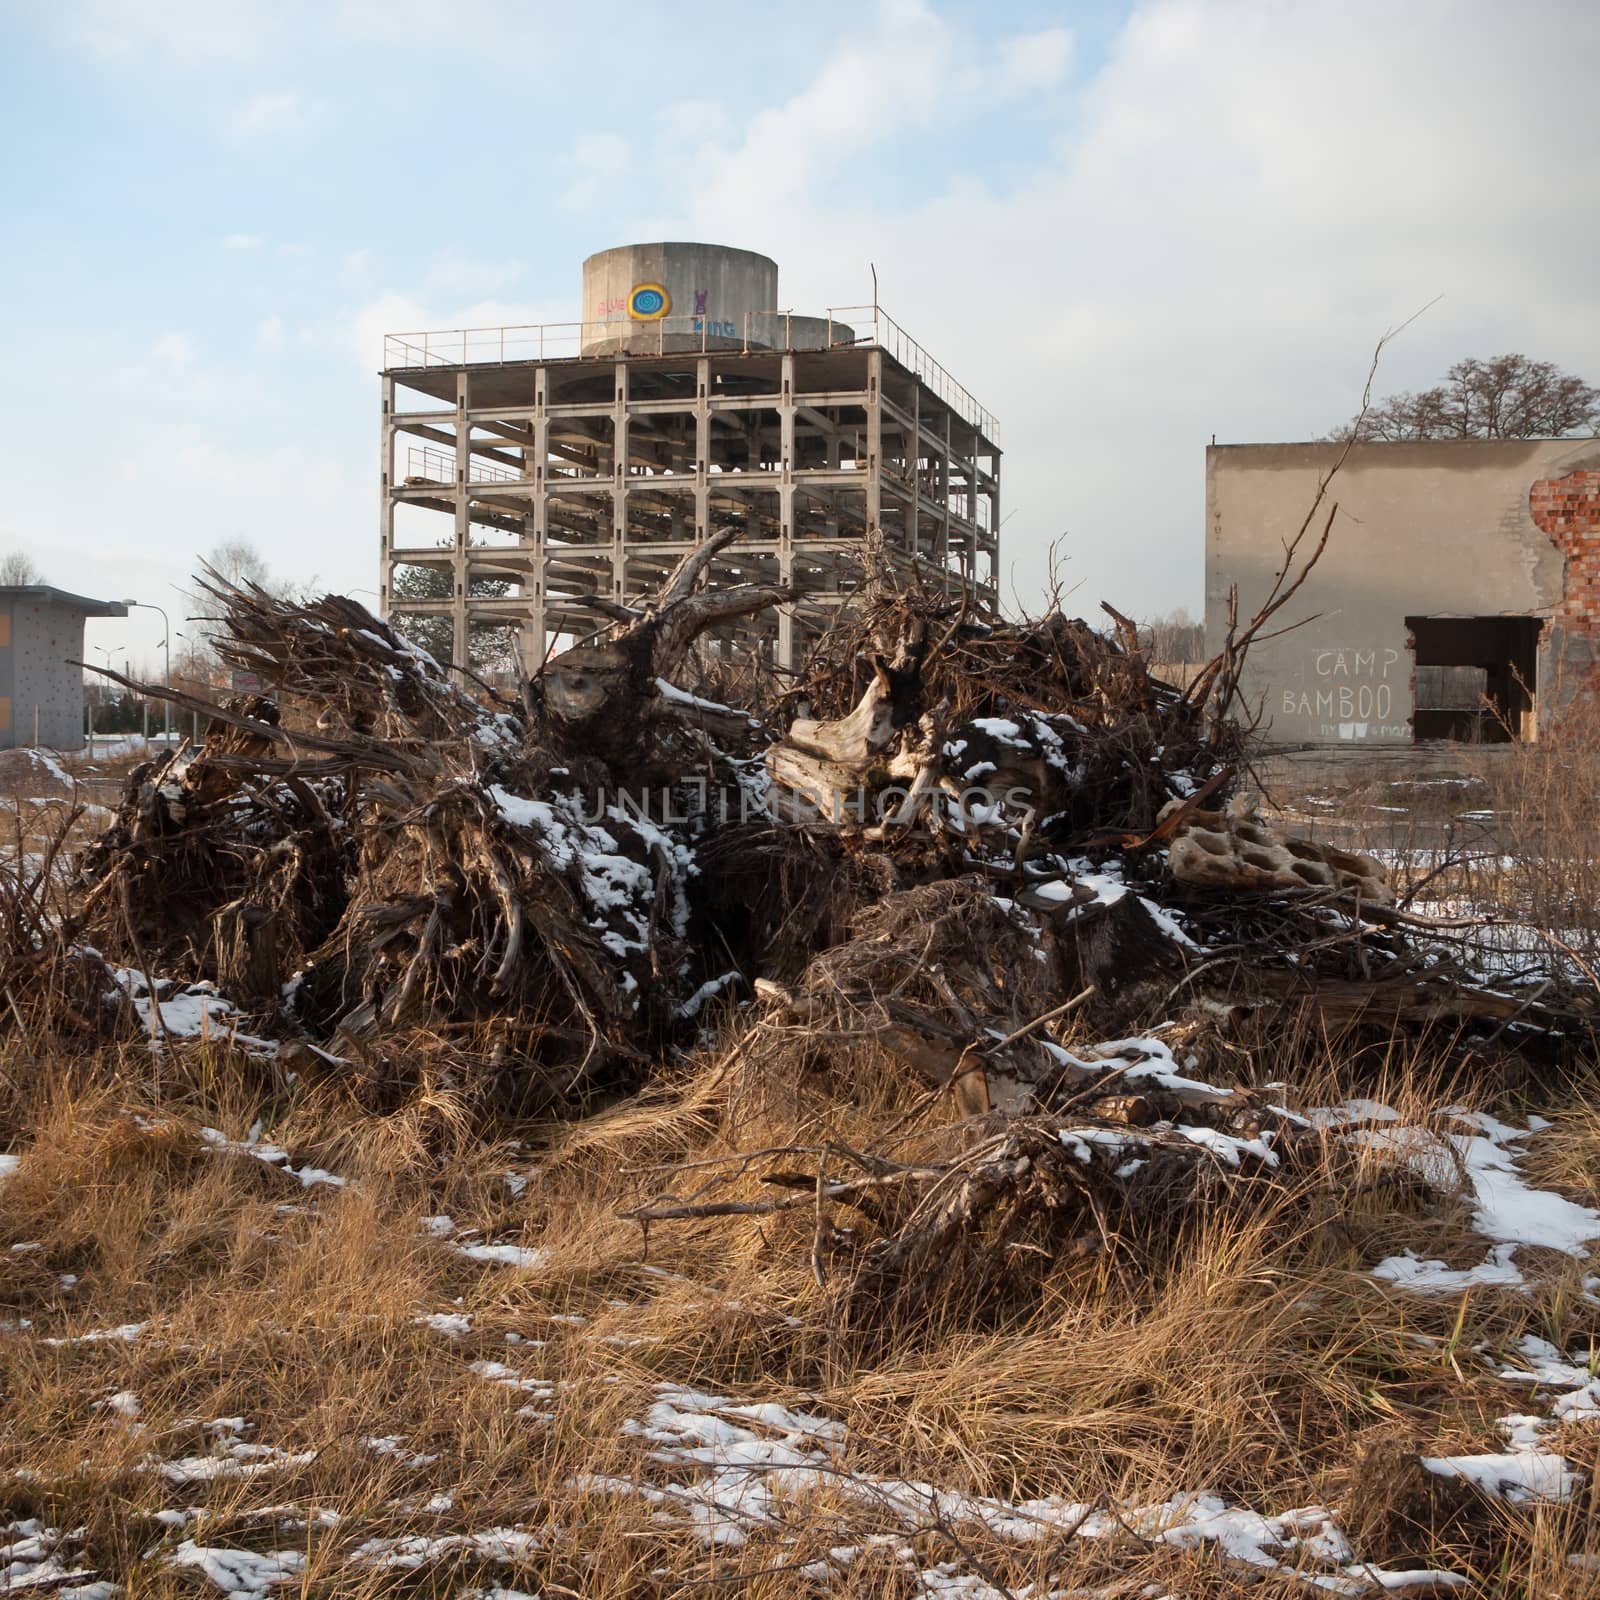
1406, 616, 1540, 742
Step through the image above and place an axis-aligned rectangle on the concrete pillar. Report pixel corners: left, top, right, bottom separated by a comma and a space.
825, 428, 841, 539
911, 385, 924, 562
694, 358, 710, 541
612, 361, 629, 599
530, 366, 550, 662
778, 354, 796, 669
379, 374, 395, 615
452, 370, 470, 673
532, 367, 549, 544
986, 451, 1002, 590
865, 349, 883, 549
963, 425, 978, 586
519, 508, 544, 672
939, 410, 952, 579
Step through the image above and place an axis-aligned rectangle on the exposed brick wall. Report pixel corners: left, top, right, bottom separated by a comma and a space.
1530, 471, 1600, 723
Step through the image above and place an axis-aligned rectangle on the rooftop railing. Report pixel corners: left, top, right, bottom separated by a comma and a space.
383, 305, 998, 442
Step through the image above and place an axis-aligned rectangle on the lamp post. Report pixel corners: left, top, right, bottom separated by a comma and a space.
91, 645, 114, 744
123, 599, 172, 745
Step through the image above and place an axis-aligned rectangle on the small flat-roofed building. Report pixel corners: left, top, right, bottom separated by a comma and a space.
0, 586, 129, 750
1205, 437, 1600, 744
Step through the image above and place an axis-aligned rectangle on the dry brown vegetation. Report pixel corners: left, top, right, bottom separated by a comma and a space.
3, 565, 1600, 1597
3, 1008, 1599, 1596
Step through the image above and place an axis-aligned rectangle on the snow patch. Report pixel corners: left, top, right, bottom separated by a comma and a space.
1421, 1449, 1581, 1504
459, 1242, 548, 1269
168, 1541, 306, 1596
577, 1381, 1463, 1592
1364, 1113, 1600, 1291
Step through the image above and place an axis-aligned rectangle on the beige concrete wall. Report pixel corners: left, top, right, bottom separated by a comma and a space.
1205, 437, 1600, 744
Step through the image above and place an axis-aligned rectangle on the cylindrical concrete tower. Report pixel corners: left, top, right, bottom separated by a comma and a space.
581, 243, 779, 355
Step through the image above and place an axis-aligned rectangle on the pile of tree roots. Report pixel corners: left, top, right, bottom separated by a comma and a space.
3, 535, 1587, 1317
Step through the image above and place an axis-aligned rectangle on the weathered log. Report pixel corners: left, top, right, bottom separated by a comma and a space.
783, 658, 898, 768
212, 899, 280, 1006
537, 527, 790, 760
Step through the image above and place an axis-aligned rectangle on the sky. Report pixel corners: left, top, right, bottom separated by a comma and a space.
2, 0, 1598, 672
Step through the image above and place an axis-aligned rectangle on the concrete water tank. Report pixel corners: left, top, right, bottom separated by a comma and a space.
755, 312, 857, 350
581, 243, 779, 356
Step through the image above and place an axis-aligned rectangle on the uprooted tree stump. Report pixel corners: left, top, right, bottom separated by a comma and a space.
38, 530, 1589, 1122
535, 525, 786, 770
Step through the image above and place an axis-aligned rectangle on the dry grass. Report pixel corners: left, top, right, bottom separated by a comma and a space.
3, 1015, 1599, 1598
5, 737, 1600, 1595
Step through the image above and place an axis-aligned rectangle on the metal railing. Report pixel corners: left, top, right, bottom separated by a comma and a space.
829, 306, 998, 443
404, 444, 520, 485
383, 305, 998, 441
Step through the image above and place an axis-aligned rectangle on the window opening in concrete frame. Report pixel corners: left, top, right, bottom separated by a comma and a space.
1406, 615, 1539, 743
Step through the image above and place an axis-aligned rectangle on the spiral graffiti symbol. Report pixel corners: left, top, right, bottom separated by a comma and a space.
628, 283, 670, 320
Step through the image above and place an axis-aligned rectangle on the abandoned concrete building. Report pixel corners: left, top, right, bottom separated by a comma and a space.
0, 586, 128, 751
379, 242, 1001, 673
1206, 437, 1600, 744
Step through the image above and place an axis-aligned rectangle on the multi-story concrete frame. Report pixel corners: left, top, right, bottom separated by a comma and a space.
379, 251, 1000, 673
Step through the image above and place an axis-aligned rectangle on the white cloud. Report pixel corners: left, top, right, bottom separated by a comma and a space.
70, 0, 268, 60
425, 255, 524, 296
228, 89, 316, 138
159, 433, 348, 503
351, 293, 433, 370
222, 232, 263, 251
561, 132, 630, 209
349, 291, 565, 371
997, 26, 1072, 91
149, 331, 195, 366
327, 0, 583, 55
573, 132, 628, 172
656, 0, 1600, 618
255, 316, 284, 353
658, 98, 731, 147
681, 0, 952, 223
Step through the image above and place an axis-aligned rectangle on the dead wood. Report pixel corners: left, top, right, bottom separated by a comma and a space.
533, 525, 789, 770
0, 518, 1581, 1230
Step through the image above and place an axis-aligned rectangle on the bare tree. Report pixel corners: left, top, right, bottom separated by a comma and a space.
188, 540, 317, 607
206, 539, 271, 590
1140, 606, 1206, 666
1330, 354, 1600, 442
0, 552, 44, 586
183, 541, 284, 670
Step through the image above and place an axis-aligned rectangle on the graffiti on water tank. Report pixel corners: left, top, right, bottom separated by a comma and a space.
628, 283, 671, 320
590, 285, 738, 338
689, 288, 735, 338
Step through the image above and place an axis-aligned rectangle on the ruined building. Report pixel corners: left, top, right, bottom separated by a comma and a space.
1206, 438, 1600, 743
380, 243, 1000, 673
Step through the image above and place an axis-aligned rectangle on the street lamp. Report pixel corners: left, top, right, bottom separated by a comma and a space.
123, 599, 172, 745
